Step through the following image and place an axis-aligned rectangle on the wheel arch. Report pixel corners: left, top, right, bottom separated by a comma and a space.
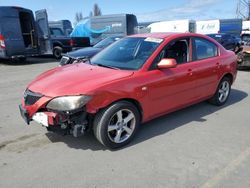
221, 72, 234, 84
52, 41, 63, 48
89, 98, 144, 123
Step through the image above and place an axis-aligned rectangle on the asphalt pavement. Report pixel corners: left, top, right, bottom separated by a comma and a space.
0, 58, 250, 188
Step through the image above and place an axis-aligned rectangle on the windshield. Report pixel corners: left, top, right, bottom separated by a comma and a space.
91, 37, 163, 70
94, 37, 121, 48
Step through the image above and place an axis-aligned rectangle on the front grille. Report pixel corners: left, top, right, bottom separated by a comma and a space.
24, 89, 43, 106
60, 56, 70, 66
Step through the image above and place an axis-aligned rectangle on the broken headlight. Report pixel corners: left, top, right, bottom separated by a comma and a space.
46, 95, 92, 111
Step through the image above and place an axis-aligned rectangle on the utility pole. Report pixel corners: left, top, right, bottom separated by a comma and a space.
237, 0, 250, 20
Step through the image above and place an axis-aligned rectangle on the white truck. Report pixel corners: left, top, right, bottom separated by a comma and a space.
242, 20, 250, 35
147, 19, 195, 33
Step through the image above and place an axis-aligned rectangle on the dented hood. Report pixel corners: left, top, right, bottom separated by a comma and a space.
28, 63, 134, 97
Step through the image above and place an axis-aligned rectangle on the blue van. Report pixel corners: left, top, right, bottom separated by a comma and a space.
0, 6, 55, 60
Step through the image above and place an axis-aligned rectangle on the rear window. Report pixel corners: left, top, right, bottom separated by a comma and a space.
50, 28, 64, 36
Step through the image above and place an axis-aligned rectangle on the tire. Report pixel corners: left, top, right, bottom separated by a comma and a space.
53, 46, 63, 59
93, 101, 140, 149
208, 77, 231, 106
10, 57, 26, 64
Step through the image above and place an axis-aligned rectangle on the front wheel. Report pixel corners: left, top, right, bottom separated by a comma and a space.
93, 101, 140, 149
208, 77, 231, 106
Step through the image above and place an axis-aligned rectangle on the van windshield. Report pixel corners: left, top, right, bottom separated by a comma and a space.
91, 37, 162, 70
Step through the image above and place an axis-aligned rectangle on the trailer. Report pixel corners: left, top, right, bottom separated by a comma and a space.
147, 19, 196, 33
196, 20, 220, 34
196, 19, 242, 36
70, 14, 138, 45
241, 20, 250, 35
220, 19, 242, 36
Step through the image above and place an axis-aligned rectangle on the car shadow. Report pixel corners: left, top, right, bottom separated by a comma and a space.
45, 131, 107, 151
0, 56, 58, 66
45, 89, 248, 151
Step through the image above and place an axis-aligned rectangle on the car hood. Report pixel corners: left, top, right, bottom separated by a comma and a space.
66, 47, 101, 58
28, 63, 134, 97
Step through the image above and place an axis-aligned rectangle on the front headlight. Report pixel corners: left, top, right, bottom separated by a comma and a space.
46, 95, 92, 111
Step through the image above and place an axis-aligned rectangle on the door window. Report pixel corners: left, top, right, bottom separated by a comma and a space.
193, 38, 218, 61
150, 38, 190, 69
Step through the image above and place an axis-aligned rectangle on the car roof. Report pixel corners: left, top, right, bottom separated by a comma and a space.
130, 32, 208, 39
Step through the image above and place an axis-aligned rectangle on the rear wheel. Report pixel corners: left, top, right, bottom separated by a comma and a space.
53, 46, 63, 59
93, 101, 140, 149
209, 77, 231, 106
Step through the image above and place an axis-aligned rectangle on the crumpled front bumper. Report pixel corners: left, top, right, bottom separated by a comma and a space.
19, 89, 90, 138
19, 104, 63, 126
18, 91, 64, 127
19, 104, 30, 124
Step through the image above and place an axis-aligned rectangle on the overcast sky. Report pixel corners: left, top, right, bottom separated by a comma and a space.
0, 0, 238, 23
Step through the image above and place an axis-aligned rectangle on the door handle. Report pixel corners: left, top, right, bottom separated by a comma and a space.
216, 62, 220, 69
187, 69, 193, 76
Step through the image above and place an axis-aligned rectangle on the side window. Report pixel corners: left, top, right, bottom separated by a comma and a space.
193, 38, 218, 61
151, 38, 190, 70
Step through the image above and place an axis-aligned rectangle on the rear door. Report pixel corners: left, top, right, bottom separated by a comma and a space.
191, 37, 220, 99
0, 8, 26, 57
35, 9, 52, 54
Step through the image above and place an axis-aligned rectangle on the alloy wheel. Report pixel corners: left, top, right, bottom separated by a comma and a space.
218, 80, 230, 103
107, 109, 136, 144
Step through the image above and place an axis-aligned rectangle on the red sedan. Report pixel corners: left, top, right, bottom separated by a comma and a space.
19, 33, 237, 149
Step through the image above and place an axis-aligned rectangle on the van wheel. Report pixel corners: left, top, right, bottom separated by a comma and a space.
93, 101, 140, 149
53, 46, 63, 59
208, 77, 231, 106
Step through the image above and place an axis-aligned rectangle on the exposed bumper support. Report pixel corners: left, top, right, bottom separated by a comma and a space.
19, 104, 89, 137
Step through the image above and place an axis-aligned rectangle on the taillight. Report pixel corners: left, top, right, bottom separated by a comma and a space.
0, 34, 6, 49
70, 39, 75, 47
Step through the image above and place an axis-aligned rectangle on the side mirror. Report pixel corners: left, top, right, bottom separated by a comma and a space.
157, 58, 177, 69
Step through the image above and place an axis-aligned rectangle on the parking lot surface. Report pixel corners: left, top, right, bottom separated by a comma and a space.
0, 58, 250, 188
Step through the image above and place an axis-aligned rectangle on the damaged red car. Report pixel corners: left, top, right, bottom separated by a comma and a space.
19, 33, 237, 149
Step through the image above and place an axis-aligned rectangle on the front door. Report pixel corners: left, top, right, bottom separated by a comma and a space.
146, 38, 197, 118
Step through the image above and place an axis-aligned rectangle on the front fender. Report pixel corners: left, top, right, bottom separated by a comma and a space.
85, 87, 148, 121
86, 90, 142, 113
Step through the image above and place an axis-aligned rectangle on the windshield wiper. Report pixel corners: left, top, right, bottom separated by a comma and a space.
95, 63, 120, 70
